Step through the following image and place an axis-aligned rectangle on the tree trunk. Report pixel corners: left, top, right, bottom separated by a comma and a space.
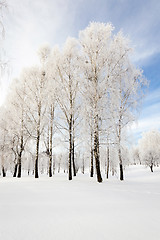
120, 163, 124, 180
35, 133, 40, 178
106, 146, 109, 179
90, 132, 94, 177
90, 148, 94, 177
17, 140, 23, 178
68, 115, 72, 180
118, 147, 124, 181
17, 154, 22, 178
35, 102, 41, 179
49, 157, 52, 177
13, 163, 18, 177
68, 74, 73, 181
72, 137, 76, 176
94, 117, 102, 183
72, 117, 76, 176
49, 105, 54, 177
150, 163, 153, 172
2, 166, 6, 177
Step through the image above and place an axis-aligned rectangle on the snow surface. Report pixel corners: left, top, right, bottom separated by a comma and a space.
0, 165, 160, 240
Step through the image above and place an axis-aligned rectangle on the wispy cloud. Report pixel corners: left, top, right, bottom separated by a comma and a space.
2, 0, 160, 141
4, 0, 160, 76
129, 87, 160, 142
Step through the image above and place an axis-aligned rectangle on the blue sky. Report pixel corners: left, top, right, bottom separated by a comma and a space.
3, 0, 160, 143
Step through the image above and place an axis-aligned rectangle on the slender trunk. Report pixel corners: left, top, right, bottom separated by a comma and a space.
72, 136, 76, 176
13, 163, 18, 177
17, 154, 22, 178
90, 132, 94, 177
90, 148, 94, 177
68, 115, 72, 180
106, 146, 109, 179
35, 101, 41, 179
150, 163, 153, 172
2, 166, 6, 177
17, 135, 23, 178
49, 150, 52, 177
49, 105, 54, 177
72, 118, 76, 176
68, 74, 73, 181
35, 132, 40, 178
118, 117, 124, 181
119, 148, 124, 181
94, 115, 102, 183
120, 163, 124, 180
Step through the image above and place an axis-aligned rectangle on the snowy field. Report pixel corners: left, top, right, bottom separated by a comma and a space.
0, 165, 160, 240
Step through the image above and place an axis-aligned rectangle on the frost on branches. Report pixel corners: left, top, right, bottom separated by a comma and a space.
138, 130, 160, 172
0, 22, 148, 182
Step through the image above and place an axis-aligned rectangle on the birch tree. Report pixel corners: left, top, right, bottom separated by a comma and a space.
50, 38, 80, 180
22, 66, 48, 178
109, 32, 147, 180
79, 22, 114, 182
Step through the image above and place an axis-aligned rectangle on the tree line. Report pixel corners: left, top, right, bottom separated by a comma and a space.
0, 22, 148, 182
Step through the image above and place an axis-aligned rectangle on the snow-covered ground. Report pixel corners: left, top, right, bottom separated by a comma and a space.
0, 165, 160, 240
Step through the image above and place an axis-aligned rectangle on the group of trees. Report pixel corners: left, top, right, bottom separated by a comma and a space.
0, 22, 147, 182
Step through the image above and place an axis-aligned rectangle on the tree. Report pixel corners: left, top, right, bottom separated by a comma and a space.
5, 77, 29, 178
79, 22, 115, 182
107, 32, 147, 180
38, 44, 56, 178
50, 38, 80, 180
138, 130, 160, 172
21, 65, 49, 178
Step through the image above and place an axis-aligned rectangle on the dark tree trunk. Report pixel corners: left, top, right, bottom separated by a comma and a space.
49, 154, 52, 177
49, 105, 54, 177
119, 148, 124, 181
150, 164, 153, 172
120, 163, 124, 181
17, 132, 24, 178
17, 155, 22, 178
13, 163, 18, 177
17, 149, 23, 178
90, 132, 94, 177
106, 146, 109, 179
35, 133, 40, 178
68, 116, 72, 180
94, 118, 102, 183
90, 149, 94, 177
49, 142, 52, 177
2, 166, 6, 177
72, 137, 76, 176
